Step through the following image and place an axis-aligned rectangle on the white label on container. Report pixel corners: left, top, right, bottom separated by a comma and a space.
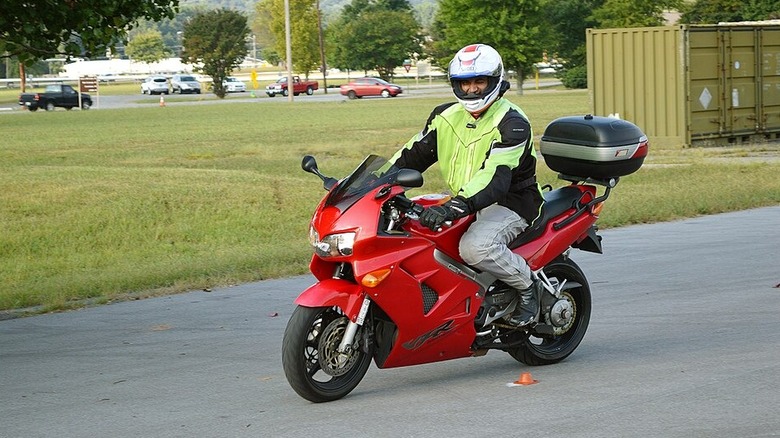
732, 88, 739, 107
734, 61, 741, 70
699, 88, 712, 110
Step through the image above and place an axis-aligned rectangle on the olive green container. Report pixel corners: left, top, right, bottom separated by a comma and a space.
587, 23, 780, 147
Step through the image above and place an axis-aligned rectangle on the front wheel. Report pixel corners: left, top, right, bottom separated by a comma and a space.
282, 306, 372, 403
505, 257, 591, 365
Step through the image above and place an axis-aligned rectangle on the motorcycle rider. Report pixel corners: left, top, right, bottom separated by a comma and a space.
390, 43, 544, 327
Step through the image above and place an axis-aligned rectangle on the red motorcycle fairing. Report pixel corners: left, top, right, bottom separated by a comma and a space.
294, 278, 365, 318
366, 244, 483, 368
515, 185, 599, 270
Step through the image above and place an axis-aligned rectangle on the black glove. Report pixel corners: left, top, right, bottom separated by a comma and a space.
419, 196, 471, 231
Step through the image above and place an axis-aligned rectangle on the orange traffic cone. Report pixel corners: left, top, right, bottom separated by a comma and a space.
159, 95, 165, 107
514, 371, 539, 386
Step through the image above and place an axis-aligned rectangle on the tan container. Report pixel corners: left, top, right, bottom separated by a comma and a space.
587, 23, 780, 147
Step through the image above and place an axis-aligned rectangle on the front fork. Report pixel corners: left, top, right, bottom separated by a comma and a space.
337, 295, 371, 353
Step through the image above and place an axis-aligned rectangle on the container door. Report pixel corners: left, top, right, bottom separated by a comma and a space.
723, 28, 759, 135
760, 28, 780, 134
688, 28, 722, 137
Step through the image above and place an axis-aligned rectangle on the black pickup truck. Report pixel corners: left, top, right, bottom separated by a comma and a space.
18, 84, 92, 111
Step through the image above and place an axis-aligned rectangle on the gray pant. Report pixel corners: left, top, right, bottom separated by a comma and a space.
458, 204, 533, 290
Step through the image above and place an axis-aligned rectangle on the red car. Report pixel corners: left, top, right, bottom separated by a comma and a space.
339, 77, 403, 99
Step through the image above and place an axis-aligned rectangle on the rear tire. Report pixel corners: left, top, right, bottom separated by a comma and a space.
282, 306, 372, 403
45, 102, 55, 111
306, 86, 314, 95
505, 257, 591, 365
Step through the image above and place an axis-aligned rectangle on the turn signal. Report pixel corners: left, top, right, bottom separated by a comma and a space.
591, 201, 604, 216
362, 268, 392, 288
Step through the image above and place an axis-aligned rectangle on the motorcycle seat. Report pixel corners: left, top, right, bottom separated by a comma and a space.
508, 186, 583, 249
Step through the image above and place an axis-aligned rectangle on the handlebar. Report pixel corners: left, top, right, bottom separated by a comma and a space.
390, 196, 453, 232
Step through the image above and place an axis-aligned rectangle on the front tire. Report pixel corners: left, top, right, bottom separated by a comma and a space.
282, 306, 372, 403
505, 257, 591, 365
45, 102, 55, 111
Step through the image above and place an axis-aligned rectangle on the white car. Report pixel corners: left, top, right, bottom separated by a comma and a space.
223, 77, 246, 93
141, 76, 170, 95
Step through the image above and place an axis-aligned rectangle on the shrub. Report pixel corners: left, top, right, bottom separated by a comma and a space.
560, 65, 588, 89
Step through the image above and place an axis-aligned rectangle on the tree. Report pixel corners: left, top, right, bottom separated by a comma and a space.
259, 0, 320, 77
0, 0, 179, 65
253, 1, 280, 64
330, 10, 421, 80
680, 0, 780, 23
433, 0, 543, 93
539, 0, 602, 66
126, 30, 169, 67
181, 9, 249, 98
328, 0, 421, 80
130, 6, 205, 58
591, 0, 683, 28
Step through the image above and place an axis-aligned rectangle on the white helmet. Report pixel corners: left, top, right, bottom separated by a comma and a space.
448, 44, 505, 113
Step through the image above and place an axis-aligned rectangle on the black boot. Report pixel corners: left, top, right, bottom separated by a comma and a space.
509, 280, 541, 327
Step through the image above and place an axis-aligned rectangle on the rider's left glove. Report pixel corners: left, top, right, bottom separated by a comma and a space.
419, 196, 471, 231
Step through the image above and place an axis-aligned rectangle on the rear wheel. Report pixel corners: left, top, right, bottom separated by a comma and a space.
306, 86, 314, 95
282, 306, 372, 403
505, 257, 591, 365
45, 101, 55, 111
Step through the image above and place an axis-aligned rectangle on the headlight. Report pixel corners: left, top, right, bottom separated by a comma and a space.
309, 226, 355, 258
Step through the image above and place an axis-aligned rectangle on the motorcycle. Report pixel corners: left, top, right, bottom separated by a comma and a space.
282, 115, 648, 403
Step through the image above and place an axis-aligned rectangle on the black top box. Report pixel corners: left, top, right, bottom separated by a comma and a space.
540, 115, 648, 179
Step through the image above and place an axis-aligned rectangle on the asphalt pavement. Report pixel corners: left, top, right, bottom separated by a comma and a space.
1, 205, 779, 437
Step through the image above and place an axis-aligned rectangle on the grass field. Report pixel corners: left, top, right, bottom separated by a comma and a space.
2, 88, 779, 314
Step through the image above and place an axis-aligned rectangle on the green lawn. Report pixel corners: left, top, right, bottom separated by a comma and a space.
1, 89, 779, 314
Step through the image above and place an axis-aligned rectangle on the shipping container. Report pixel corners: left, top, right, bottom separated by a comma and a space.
587, 23, 780, 147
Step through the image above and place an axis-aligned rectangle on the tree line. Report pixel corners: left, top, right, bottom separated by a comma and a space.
2, 0, 780, 95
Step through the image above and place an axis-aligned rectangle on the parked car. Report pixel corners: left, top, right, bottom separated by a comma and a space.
171, 74, 201, 94
265, 76, 318, 97
141, 76, 170, 95
223, 76, 246, 93
339, 77, 403, 99
18, 84, 92, 111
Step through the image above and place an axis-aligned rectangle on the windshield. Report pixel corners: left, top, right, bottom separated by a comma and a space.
324, 155, 401, 210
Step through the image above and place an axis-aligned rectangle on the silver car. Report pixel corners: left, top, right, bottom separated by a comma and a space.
141, 76, 169, 95
171, 74, 201, 94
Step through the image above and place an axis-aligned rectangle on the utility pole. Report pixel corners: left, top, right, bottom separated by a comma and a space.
284, 0, 293, 102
